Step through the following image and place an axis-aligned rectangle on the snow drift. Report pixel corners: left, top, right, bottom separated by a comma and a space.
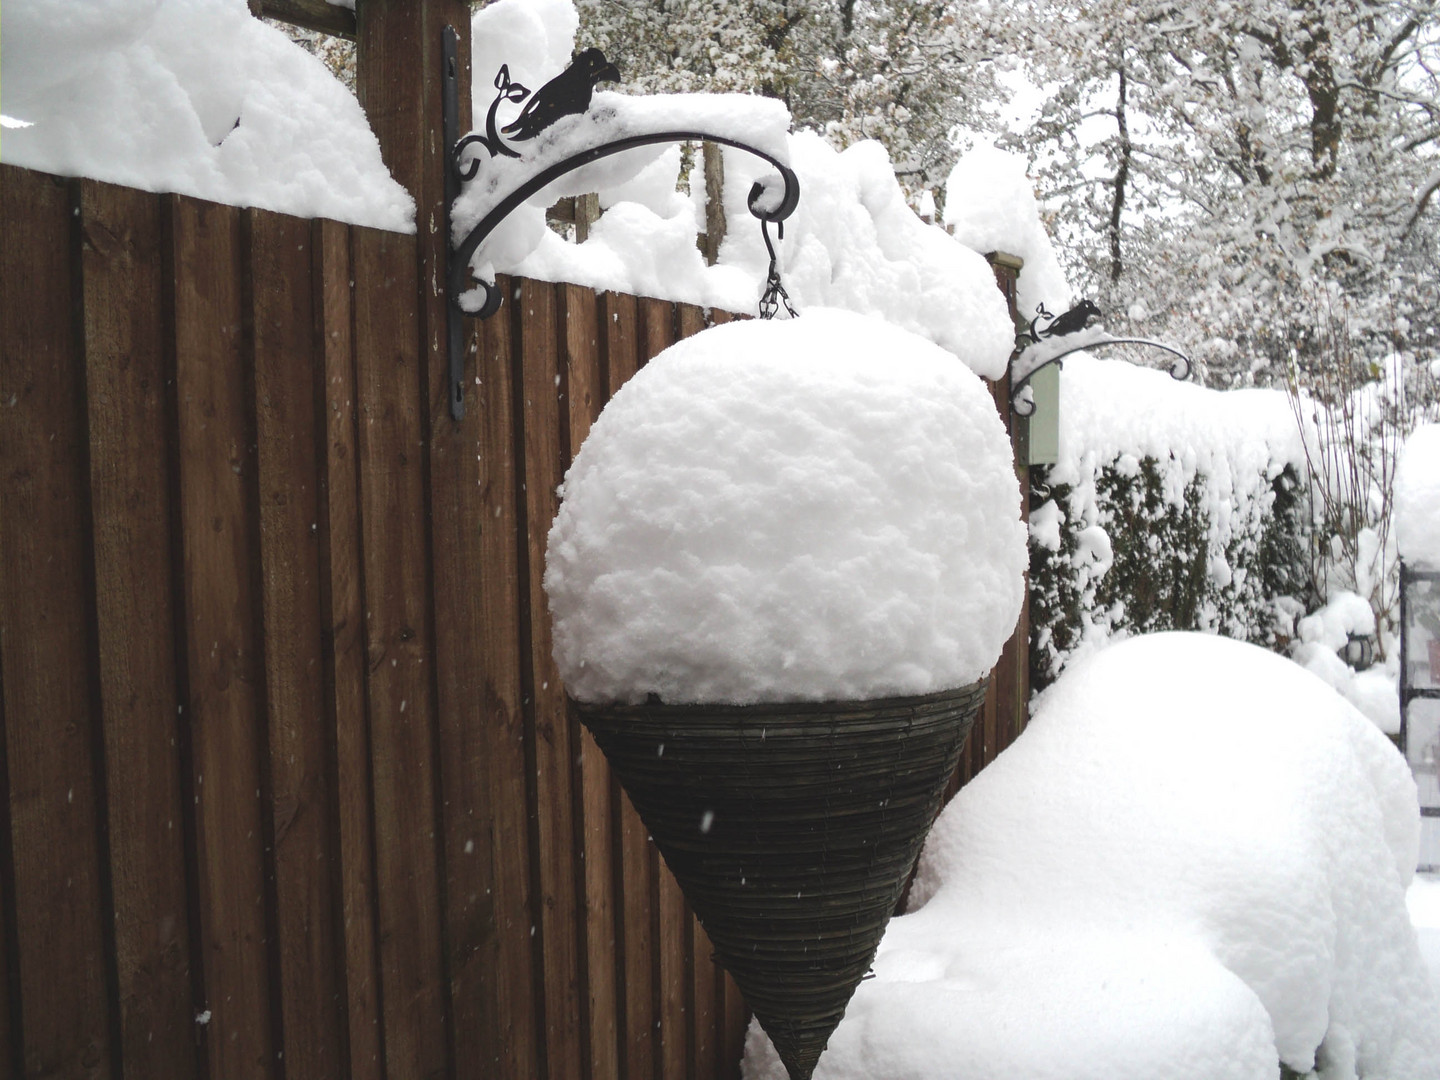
743, 632, 1438, 1079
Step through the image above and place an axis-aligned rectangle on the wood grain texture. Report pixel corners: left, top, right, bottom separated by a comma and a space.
466, 276, 539, 1080
313, 219, 385, 1080
350, 224, 450, 1080
77, 178, 197, 1080
0, 166, 115, 1080
247, 208, 347, 1079
561, 284, 620, 1080
168, 193, 277, 1079
515, 280, 584, 1080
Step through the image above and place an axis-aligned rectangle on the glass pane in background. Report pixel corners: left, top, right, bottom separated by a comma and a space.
1409, 698, 1440, 811
1406, 575, 1440, 692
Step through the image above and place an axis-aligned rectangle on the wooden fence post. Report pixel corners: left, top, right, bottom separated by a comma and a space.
987, 250, 1031, 752
354, 4, 478, 1079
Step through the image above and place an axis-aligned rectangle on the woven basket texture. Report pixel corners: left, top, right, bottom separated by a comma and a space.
575, 679, 987, 1080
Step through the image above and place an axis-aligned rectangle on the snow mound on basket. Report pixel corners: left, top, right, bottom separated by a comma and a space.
743, 632, 1440, 1079
544, 308, 1027, 706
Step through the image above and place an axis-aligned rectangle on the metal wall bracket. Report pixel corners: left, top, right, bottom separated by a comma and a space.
1008, 304, 1192, 416
440, 27, 800, 420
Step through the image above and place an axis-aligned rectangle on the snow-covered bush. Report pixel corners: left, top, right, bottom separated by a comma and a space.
743, 633, 1439, 1080
1028, 354, 1310, 691
544, 308, 1026, 706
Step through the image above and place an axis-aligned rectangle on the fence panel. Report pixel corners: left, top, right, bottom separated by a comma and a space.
248, 207, 348, 1079
0, 166, 115, 1080
79, 177, 198, 1080
0, 163, 1028, 1080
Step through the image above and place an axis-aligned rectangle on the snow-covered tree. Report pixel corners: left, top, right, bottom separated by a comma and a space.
1004, 0, 1440, 386
574, 0, 1008, 187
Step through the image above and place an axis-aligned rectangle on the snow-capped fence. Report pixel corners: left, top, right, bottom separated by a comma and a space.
0, 160, 1031, 1080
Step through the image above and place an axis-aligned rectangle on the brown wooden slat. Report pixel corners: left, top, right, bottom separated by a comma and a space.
313, 219, 384, 1080
692, 917, 718, 1080
637, 298, 689, 1080
247, 208, 346, 1078
0, 778, 13, 1078
515, 279, 584, 1080
350, 224, 449, 1080
425, 232, 538, 1080
720, 970, 749, 1080
254, 0, 356, 40
603, 292, 640, 396
596, 289, 656, 1080
561, 284, 620, 1080
167, 192, 276, 1078
77, 178, 197, 1080
464, 275, 539, 1080
0, 166, 115, 1080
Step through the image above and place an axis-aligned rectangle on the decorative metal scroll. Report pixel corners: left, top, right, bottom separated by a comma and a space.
441, 27, 801, 420
1009, 300, 1193, 416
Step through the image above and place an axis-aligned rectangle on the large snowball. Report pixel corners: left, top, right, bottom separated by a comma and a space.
544, 308, 1027, 705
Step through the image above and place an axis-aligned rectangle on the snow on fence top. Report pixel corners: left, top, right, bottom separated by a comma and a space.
0, 0, 415, 231
544, 309, 1028, 706
1397, 423, 1440, 570
944, 141, 1073, 323
1052, 352, 1305, 487
470, 0, 1018, 378
746, 632, 1440, 1079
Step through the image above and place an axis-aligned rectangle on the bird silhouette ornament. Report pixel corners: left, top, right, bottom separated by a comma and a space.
1034, 298, 1102, 339
501, 48, 622, 142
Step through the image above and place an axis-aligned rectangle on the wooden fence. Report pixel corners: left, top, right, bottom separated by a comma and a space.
0, 162, 1028, 1080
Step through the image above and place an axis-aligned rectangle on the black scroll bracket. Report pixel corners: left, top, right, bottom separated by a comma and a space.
442, 26, 801, 420
1010, 335, 1193, 417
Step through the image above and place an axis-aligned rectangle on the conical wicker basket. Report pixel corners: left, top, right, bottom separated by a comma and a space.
574, 679, 987, 1080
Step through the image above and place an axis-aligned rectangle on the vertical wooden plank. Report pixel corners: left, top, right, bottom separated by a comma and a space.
638, 297, 689, 1080
168, 193, 277, 1080
247, 208, 346, 1078
471, 275, 539, 1080
314, 219, 384, 1080
0, 166, 115, 1080
561, 285, 619, 1080
77, 178, 197, 1080
598, 290, 655, 1080
720, 971, 749, 1080
515, 278, 584, 1080
425, 240, 540, 1080
691, 918, 718, 1080
604, 292, 641, 396
350, 224, 449, 1080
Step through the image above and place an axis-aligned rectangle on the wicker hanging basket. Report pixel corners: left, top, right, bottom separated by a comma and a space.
574, 678, 988, 1080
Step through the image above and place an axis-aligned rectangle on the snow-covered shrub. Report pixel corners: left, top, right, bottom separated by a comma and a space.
1028, 354, 1310, 691
742, 633, 1440, 1080
544, 308, 1026, 706
1030, 455, 1310, 691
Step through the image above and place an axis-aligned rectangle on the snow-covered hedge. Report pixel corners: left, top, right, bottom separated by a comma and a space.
1029, 355, 1310, 691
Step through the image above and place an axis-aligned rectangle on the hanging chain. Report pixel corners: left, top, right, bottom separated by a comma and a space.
758, 218, 797, 320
